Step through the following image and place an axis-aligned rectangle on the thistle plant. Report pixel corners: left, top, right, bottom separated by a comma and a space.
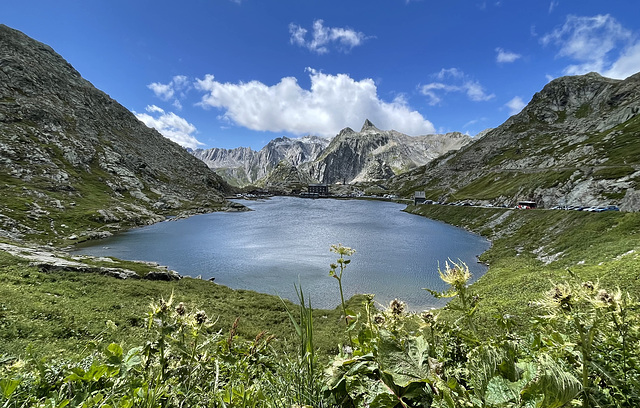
425, 259, 478, 339
534, 276, 640, 407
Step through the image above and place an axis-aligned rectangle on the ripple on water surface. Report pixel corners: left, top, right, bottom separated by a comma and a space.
73, 197, 490, 310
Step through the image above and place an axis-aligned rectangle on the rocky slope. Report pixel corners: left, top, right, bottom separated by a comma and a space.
0, 25, 233, 245
191, 136, 329, 187
307, 119, 472, 184
254, 160, 315, 193
389, 72, 640, 211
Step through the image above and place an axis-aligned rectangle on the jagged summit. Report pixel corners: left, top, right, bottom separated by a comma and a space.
337, 127, 356, 137
361, 119, 380, 133
309, 122, 472, 184
192, 135, 330, 187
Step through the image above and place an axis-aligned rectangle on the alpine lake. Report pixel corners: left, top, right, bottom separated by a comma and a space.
73, 197, 490, 310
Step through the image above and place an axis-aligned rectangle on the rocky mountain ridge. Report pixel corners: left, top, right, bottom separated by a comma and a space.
0, 24, 234, 245
389, 71, 640, 211
307, 119, 472, 185
191, 135, 330, 187
193, 120, 472, 188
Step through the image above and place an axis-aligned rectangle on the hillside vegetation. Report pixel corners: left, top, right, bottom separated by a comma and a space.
1, 206, 639, 407
404, 205, 640, 331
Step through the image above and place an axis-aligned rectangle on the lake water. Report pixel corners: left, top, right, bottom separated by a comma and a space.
72, 197, 490, 310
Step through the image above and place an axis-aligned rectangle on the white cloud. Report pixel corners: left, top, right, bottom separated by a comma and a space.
495, 47, 521, 63
548, 1, 559, 13
506, 96, 526, 115
148, 82, 174, 101
541, 14, 639, 79
435, 68, 464, 80
134, 105, 203, 149
603, 42, 640, 79
289, 20, 368, 54
147, 75, 191, 108
193, 68, 435, 137
420, 68, 495, 105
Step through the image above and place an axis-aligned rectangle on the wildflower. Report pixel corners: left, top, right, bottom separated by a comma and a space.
549, 283, 572, 310
228, 317, 240, 348
330, 243, 356, 257
374, 314, 386, 325
421, 310, 435, 324
265, 334, 276, 345
195, 310, 207, 325
159, 299, 169, 313
175, 302, 186, 316
329, 263, 338, 278
438, 260, 472, 288
582, 281, 595, 292
255, 330, 266, 343
390, 298, 406, 316
596, 289, 614, 305
342, 345, 353, 355
106, 320, 117, 331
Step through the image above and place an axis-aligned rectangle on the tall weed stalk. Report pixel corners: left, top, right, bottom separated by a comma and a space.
280, 284, 323, 406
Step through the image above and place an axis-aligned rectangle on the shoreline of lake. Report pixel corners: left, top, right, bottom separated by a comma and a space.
72, 196, 491, 310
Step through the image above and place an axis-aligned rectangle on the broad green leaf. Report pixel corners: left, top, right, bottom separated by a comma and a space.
485, 377, 519, 405
520, 355, 581, 408
378, 331, 430, 387
105, 343, 124, 366
123, 346, 143, 372
0, 378, 21, 398
369, 391, 398, 408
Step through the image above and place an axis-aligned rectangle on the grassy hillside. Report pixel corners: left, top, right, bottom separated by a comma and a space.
0, 250, 358, 359
405, 204, 640, 331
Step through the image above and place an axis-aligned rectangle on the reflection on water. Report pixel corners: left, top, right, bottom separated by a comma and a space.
73, 197, 490, 310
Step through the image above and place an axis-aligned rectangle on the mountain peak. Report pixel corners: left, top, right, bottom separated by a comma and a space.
361, 119, 380, 132
337, 127, 356, 137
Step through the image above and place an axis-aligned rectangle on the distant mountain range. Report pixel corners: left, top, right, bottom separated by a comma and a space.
307, 119, 471, 185
190, 135, 330, 186
191, 70, 640, 211
0, 24, 234, 244
192, 119, 472, 188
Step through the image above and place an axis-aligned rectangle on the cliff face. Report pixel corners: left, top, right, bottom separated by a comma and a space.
389, 72, 640, 210
192, 136, 330, 186
0, 25, 232, 244
308, 120, 472, 184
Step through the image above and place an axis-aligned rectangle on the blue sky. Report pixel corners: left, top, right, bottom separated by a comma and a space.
2, 1, 640, 150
